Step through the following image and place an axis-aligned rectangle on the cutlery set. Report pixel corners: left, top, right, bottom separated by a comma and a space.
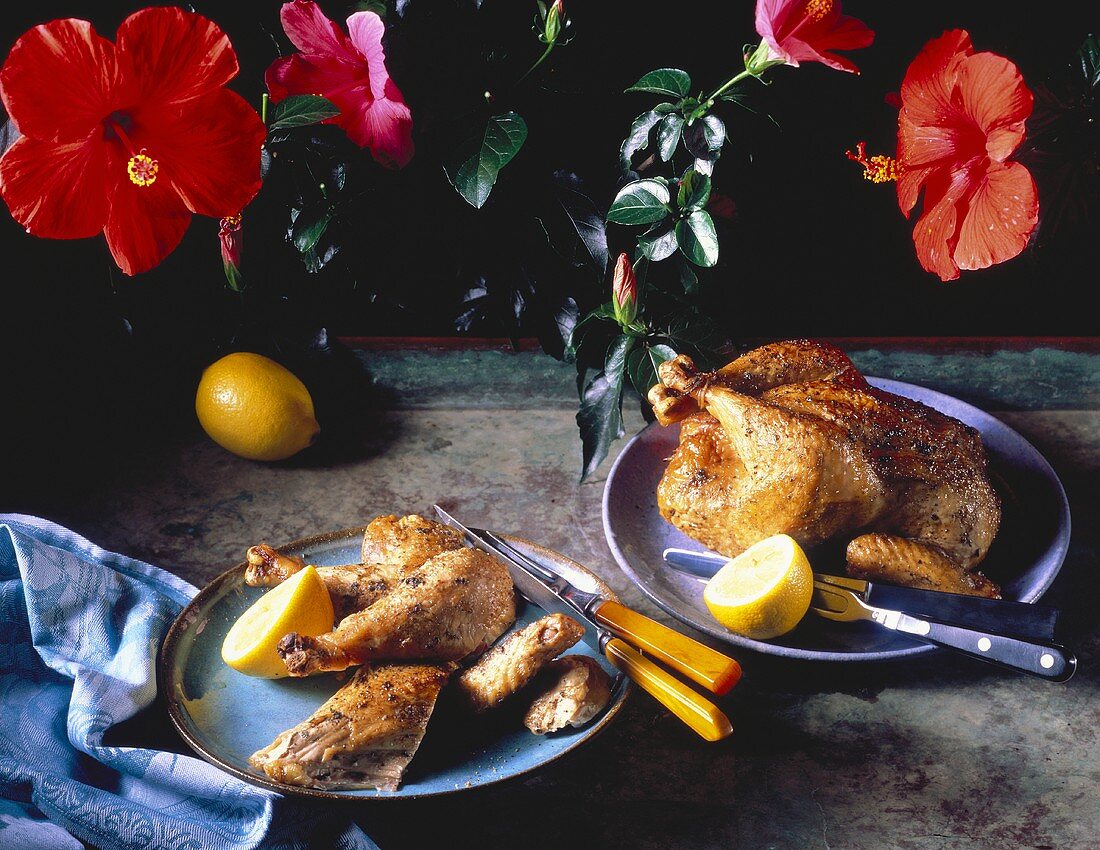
663, 547, 1075, 682
434, 508, 1075, 743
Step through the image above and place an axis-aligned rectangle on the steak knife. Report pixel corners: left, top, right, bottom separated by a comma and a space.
663, 547, 1061, 641
433, 506, 740, 741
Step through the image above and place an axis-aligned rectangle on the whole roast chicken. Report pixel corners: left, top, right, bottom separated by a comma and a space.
648, 340, 1002, 597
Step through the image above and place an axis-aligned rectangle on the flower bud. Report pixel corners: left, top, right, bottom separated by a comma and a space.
544, 0, 564, 45
611, 252, 638, 327
219, 213, 243, 291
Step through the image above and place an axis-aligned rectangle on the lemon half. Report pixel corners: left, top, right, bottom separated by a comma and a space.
703, 534, 813, 640
196, 352, 320, 462
221, 565, 334, 678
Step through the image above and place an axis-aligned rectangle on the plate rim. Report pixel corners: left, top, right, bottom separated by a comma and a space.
159, 527, 630, 800
602, 376, 1072, 662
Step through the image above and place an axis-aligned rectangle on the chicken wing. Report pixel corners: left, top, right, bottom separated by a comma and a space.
246, 545, 392, 621
523, 655, 613, 734
454, 613, 585, 713
278, 548, 516, 676
846, 533, 1001, 598
249, 662, 453, 791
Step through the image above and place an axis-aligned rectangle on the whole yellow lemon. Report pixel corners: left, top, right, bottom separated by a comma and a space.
195, 352, 320, 461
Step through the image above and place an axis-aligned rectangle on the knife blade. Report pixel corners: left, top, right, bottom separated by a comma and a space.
431, 506, 737, 741
663, 546, 1061, 641
433, 506, 740, 695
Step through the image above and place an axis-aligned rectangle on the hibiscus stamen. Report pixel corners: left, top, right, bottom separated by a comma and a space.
803, 0, 834, 22
127, 149, 160, 187
845, 141, 899, 183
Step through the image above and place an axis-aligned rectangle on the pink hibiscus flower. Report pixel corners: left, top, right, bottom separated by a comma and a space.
755, 0, 874, 74
266, 0, 414, 168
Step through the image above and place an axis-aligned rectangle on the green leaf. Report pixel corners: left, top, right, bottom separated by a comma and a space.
269, 95, 340, 129
291, 203, 334, 254
1078, 34, 1100, 88
607, 179, 671, 225
638, 223, 678, 261
676, 210, 719, 267
678, 260, 699, 295
656, 114, 684, 162
577, 335, 634, 481
619, 109, 662, 172
626, 68, 692, 98
446, 112, 528, 209
677, 168, 711, 212
626, 342, 678, 398
554, 171, 609, 272
683, 114, 727, 157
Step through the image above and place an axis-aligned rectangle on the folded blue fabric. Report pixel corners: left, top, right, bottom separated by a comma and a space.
0, 515, 377, 850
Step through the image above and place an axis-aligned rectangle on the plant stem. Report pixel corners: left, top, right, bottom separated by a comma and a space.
705, 69, 754, 106
517, 42, 555, 85
261, 93, 270, 125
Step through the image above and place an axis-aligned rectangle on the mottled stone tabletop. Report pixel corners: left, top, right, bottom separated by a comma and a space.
13, 339, 1100, 850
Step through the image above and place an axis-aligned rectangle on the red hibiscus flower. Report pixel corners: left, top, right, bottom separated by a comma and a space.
754, 0, 874, 74
896, 30, 1038, 281
0, 8, 265, 276
266, 1, 414, 168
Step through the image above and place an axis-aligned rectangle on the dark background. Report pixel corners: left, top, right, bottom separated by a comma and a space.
0, 1, 1096, 504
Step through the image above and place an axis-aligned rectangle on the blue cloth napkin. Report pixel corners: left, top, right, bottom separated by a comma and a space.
0, 514, 377, 850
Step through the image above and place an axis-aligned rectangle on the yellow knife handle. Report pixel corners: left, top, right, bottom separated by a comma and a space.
604, 638, 733, 742
594, 600, 742, 695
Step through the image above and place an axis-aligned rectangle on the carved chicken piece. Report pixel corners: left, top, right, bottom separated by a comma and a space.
649, 340, 1002, 597
523, 655, 613, 735
249, 662, 453, 791
847, 533, 1001, 598
455, 613, 585, 713
360, 514, 465, 574
246, 545, 392, 622
278, 548, 516, 676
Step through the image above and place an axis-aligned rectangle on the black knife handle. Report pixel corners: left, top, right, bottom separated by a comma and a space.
869, 585, 1061, 642
913, 619, 1076, 681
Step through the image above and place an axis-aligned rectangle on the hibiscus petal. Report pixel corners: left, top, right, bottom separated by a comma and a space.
812, 14, 875, 53
955, 52, 1032, 162
266, 53, 365, 106
899, 30, 971, 124
910, 166, 975, 282
281, 0, 355, 59
346, 12, 389, 100
0, 134, 110, 238
103, 170, 191, 276
116, 7, 239, 106
343, 93, 414, 168
0, 18, 123, 142
137, 89, 265, 218
953, 161, 1038, 272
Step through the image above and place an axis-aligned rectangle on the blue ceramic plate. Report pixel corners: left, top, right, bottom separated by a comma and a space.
161, 529, 628, 799
602, 378, 1072, 662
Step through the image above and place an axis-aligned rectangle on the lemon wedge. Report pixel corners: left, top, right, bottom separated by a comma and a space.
703, 534, 813, 640
221, 565, 334, 677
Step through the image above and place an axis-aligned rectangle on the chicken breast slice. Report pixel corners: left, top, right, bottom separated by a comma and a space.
523, 655, 613, 734
455, 613, 585, 713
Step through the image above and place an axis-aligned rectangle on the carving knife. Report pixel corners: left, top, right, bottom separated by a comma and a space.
663, 546, 1061, 641
433, 506, 740, 741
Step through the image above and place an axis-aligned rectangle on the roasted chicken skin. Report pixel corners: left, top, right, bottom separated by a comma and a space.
455, 613, 585, 713
278, 548, 516, 676
249, 662, 454, 791
523, 655, 613, 735
649, 340, 1002, 597
360, 514, 465, 573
